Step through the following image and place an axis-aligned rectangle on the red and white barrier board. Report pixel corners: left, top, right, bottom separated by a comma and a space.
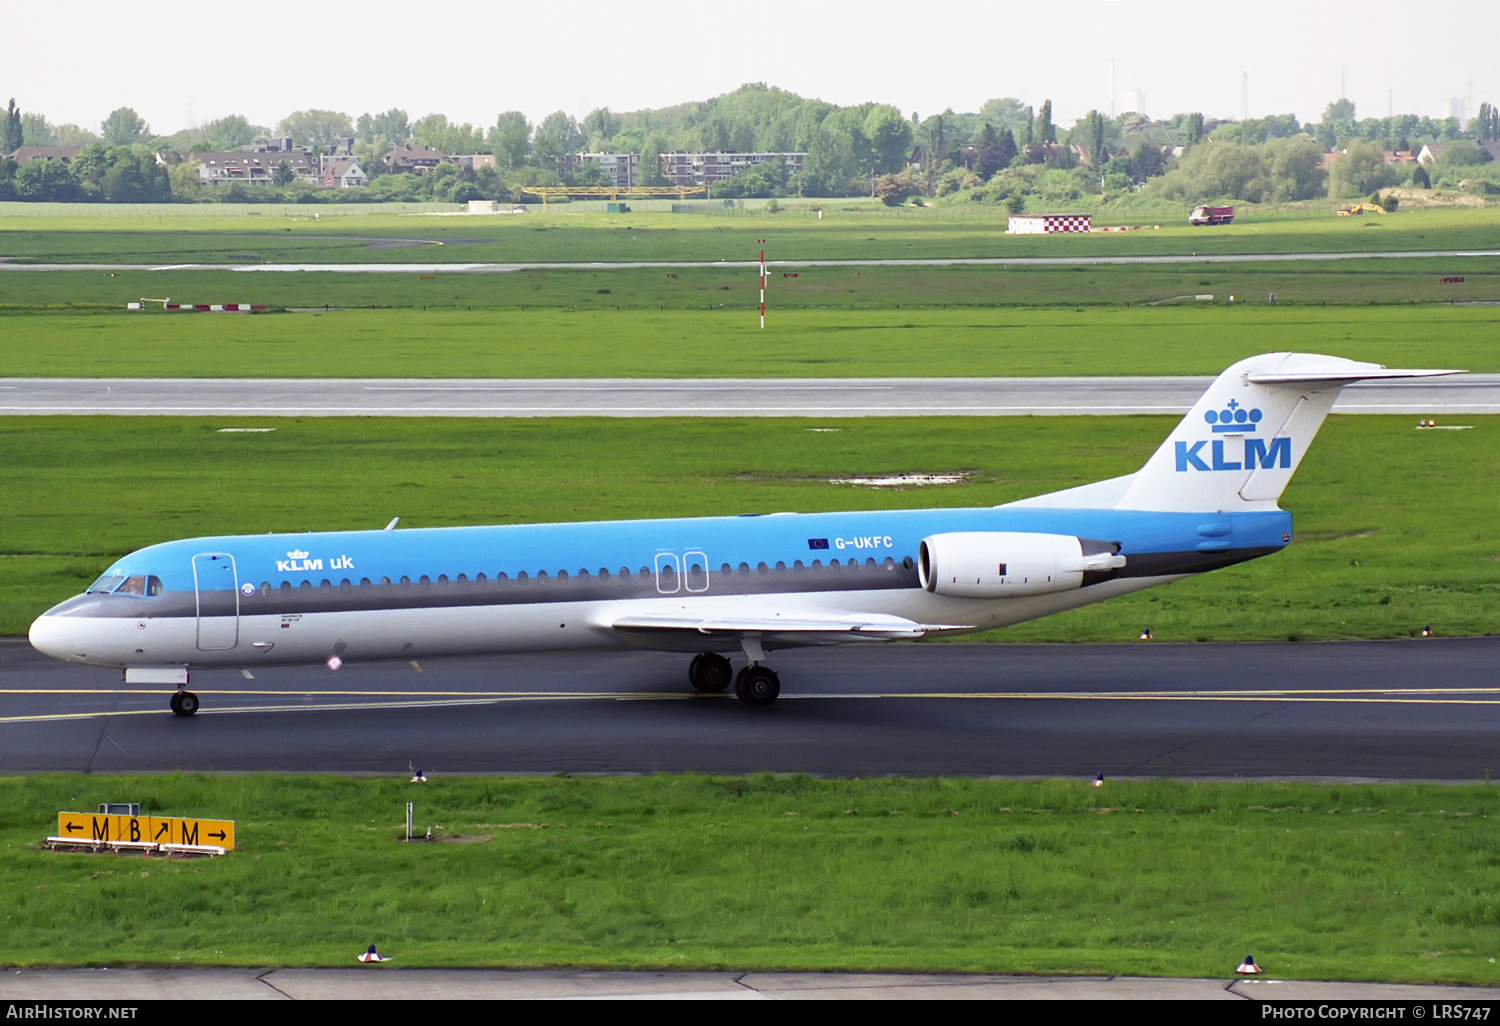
127, 303, 267, 312
1007, 213, 1092, 234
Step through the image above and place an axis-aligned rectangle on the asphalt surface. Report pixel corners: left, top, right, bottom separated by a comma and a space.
3, 248, 1500, 273
2, 374, 1493, 416
2, 637, 1496, 778
3, 968, 1496, 1001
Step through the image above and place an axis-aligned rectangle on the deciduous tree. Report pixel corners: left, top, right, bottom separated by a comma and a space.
13, 158, 76, 201
864, 104, 914, 174
101, 107, 149, 146
358, 109, 411, 146
20, 112, 53, 146
489, 112, 531, 169
1264, 134, 1326, 200
202, 115, 258, 151
532, 111, 583, 173
1185, 112, 1204, 146
274, 109, 354, 149
1327, 138, 1391, 197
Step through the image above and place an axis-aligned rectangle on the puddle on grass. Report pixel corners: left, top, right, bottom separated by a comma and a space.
829, 472, 972, 488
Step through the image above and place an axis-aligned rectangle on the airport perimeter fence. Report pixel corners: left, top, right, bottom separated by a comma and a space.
0, 202, 463, 217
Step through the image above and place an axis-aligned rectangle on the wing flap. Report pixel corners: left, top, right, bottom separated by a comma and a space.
609, 612, 969, 642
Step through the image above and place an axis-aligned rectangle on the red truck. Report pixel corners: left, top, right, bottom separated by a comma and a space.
1189, 205, 1234, 225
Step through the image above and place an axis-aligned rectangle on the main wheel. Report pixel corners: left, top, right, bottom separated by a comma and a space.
689, 653, 733, 693
733, 666, 781, 707
170, 690, 200, 717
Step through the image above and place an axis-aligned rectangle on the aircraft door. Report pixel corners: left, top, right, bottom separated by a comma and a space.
192, 553, 240, 651
654, 553, 680, 594
684, 551, 710, 593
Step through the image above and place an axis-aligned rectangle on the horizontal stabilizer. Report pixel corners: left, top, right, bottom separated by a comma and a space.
1247, 356, 1461, 387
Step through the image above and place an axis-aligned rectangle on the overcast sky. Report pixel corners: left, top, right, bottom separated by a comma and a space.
8, 0, 1498, 135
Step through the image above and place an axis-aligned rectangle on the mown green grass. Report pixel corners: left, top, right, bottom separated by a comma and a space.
2, 260, 1499, 313
2, 415, 1495, 640
2, 305, 1496, 378
2, 205, 1498, 264
2, 774, 1497, 980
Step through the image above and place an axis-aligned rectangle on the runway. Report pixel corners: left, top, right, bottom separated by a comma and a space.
3, 248, 1500, 273
2, 637, 1496, 778
2, 374, 1493, 416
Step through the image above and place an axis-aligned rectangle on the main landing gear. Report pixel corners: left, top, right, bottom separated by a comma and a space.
688, 649, 781, 707
688, 653, 733, 693
169, 689, 200, 717
733, 665, 780, 707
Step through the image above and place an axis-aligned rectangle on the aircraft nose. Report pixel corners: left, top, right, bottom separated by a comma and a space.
29, 611, 81, 662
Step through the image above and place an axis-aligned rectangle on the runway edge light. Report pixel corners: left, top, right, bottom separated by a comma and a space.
1236, 955, 1263, 975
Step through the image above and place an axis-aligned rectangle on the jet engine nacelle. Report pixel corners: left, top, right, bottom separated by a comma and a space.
917, 532, 1127, 599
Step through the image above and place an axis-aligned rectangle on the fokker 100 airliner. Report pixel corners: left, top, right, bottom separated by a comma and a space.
29, 353, 1455, 715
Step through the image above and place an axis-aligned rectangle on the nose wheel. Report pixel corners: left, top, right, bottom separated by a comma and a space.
169, 690, 200, 717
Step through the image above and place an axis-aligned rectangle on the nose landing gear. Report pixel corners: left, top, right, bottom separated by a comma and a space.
169, 689, 200, 717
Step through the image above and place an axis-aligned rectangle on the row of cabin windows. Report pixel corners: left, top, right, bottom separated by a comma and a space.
254, 556, 915, 595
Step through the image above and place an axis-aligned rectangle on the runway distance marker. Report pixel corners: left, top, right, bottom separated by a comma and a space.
57, 812, 235, 850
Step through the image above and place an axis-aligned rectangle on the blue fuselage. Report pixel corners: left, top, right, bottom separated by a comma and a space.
31, 504, 1291, 670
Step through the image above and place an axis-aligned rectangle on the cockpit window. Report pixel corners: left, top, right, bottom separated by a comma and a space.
87, 573, 126, 594
86, 573, 163, 596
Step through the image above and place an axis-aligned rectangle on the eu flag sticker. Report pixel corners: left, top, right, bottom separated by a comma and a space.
807, 538, 829, 550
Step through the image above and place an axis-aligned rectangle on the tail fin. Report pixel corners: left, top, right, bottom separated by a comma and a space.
1114, 353, 1459, 513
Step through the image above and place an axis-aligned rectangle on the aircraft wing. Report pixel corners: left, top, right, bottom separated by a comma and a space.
606, 610, 970, 645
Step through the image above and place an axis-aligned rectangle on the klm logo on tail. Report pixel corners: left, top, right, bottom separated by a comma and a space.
1175, 403, 1292, 472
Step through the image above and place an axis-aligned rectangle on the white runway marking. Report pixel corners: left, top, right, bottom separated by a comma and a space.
4, 376, 1492, 417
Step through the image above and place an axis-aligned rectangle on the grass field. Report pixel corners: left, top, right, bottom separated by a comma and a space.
2, 204, 1499, 265
3, 305, 1497, 378
3, 414, 1495, 640
3, 774, 1498, 981
2, 259, 1499, 313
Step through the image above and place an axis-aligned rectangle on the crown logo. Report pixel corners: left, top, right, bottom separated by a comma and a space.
286, 549, 310, 560
1205, 399, 1262, 433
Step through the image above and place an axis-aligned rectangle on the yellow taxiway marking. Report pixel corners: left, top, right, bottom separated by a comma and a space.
4, 686, 1500, 699
2, 685, 1500, 726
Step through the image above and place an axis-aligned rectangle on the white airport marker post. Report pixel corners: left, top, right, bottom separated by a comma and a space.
758, 240, 766, 329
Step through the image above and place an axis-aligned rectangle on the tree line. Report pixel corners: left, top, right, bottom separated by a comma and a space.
3, 87, 1497, 206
